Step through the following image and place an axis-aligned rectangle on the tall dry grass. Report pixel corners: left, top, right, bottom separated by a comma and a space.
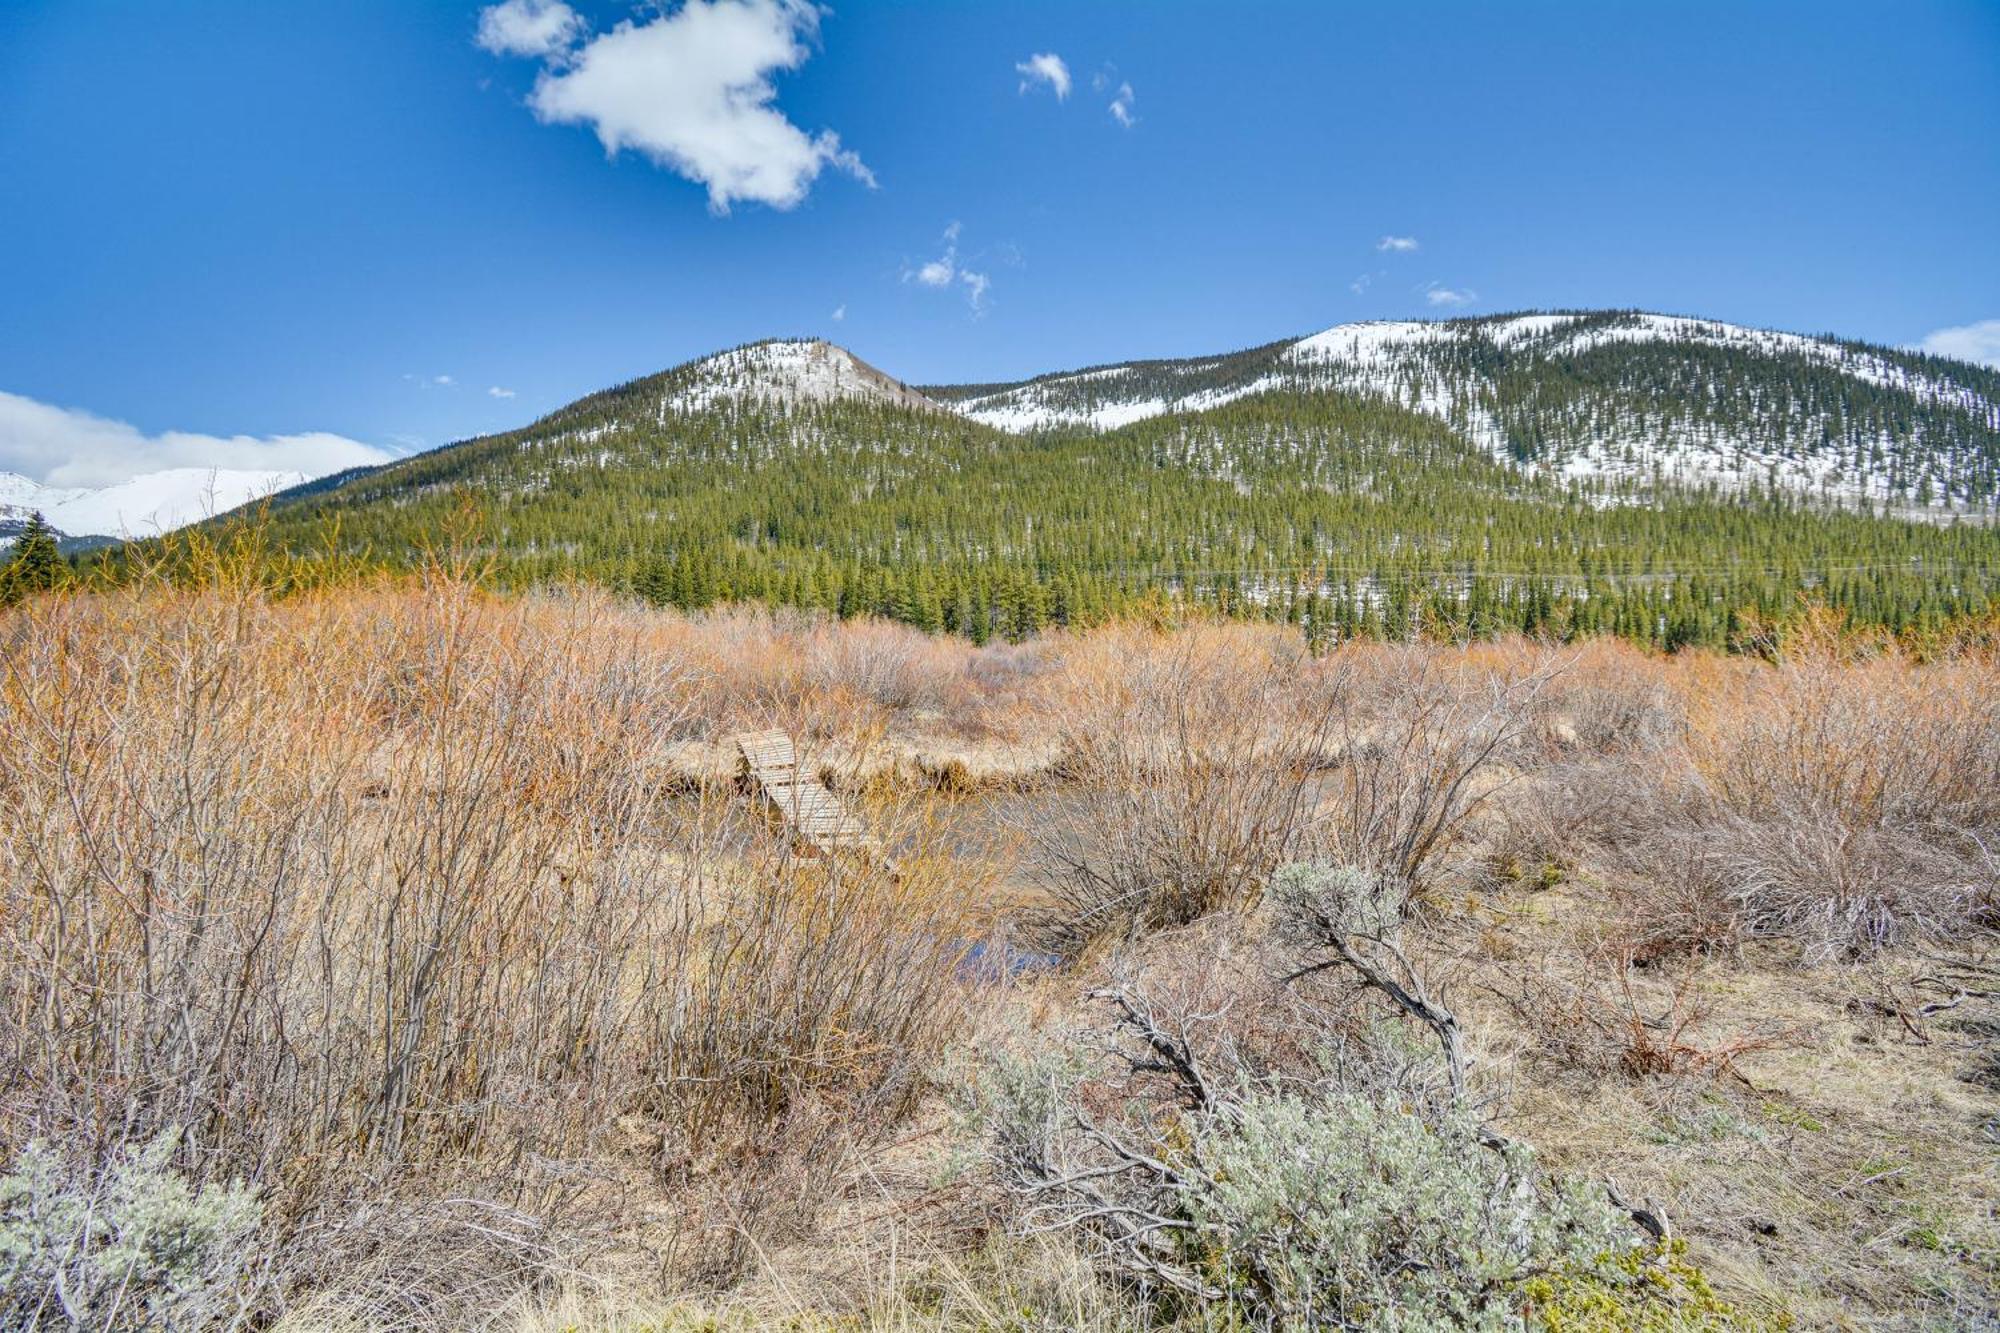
1009, 625, 1564, 950
0, 572, 985, 1319
1009, 625, 1335, 948
5, 566, 1996, 1325
1635, 616, 2000, 958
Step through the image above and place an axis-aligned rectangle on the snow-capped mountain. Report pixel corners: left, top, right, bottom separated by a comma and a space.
927, 311, 2000, 510
42, 312, 2000, 571
656, 339, 939, 417
1, 344, 921, 551
0, 467, 310, 543
210, 315, 2000, 653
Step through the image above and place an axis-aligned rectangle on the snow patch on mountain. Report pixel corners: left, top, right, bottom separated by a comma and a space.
961, 393, 1172, 433
659, 340, 939, 418
1482, 313, 1584, 345
946, 376, 1251, 433
1287, 320, 1456, 363
941, 312, 2000, 509
0, 472, 64, 512
0, 468, 307, 540
1543, 314, 1999, 422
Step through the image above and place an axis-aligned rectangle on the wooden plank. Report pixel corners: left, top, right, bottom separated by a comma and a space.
731, 729, 892, 869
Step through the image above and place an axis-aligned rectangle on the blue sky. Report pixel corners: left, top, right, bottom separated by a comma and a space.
2, 0, 1998, 483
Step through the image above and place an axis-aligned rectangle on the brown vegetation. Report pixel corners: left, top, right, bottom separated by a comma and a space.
2, 572, 1996, 1328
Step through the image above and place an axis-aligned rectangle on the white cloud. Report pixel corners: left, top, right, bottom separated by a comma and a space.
1108, 81, 1136, 128
1918, 319, 2000, 369
906, 224, 960, 288
482, 0, 874, 214
830, 304, 846, 322
1350, 272, 1376, 295
0, 389, 391, 490
475, 0, 585, 58
1015, 52, 1071, 99
1424, 284, 1476, 307
960, 269, 991, 312
488, 385, 517, 398
1377, 235, 1419, 253
434, 374, 456, 386
904, 221, 992, 312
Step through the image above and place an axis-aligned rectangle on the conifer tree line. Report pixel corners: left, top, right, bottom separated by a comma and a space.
65, 325, 2000, 653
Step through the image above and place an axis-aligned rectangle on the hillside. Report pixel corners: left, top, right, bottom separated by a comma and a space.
927, 311, 2000, 512
149, 323, 2000, 650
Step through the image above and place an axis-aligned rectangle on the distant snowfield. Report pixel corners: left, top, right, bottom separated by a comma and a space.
0, 467, 307, 540
943, 312, 2000, 509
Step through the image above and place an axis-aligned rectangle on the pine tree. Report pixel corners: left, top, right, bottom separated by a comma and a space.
3, 512, 62, 602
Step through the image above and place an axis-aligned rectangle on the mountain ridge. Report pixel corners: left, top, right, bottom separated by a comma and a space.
232, 312, 2000, 527
115, 307, 2000, 653
922, 309, 2000, 512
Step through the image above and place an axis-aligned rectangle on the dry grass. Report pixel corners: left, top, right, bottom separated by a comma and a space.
1008, 625, 1336, 948
3, 577, 1997, 1328
1679, 619, 2000, 958
0, 574, 989, 1321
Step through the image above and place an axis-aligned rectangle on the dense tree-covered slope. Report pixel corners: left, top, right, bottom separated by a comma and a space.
160, 324, 2000, 649
930, 310, 2000, 512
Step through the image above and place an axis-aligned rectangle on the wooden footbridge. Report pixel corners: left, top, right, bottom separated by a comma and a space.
733, 730, 894, 870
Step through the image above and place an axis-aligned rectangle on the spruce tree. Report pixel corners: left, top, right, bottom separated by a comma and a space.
3, 512, 62, 602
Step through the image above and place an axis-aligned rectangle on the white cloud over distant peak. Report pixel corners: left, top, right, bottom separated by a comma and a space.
0, 390, 390, 490
475, 0, 585, 58
488, 385, 517, 398
479, 0, 873, 214
1424, 283, 1476, 307
1918, 319, 2000, 369
1016, 52, 1071, 99
1377, 235, 1419, 253
830, 304, 846, 322
1107, 81, 1137, 128
903, 221, 991, 313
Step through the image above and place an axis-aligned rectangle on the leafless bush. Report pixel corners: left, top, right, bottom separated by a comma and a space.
1496, 951, 1796, 1082
0, 576, 982, 1318
1706, 813, 1997, 961
800, 617, 966, 713
1014, 628, 1336, 951
1014, 633, 1558, 952
964, 636, 1058, 694
1310, 651, 1555, 898
1534, 664, 1686, 759
257, 1195, 586, 1333
1651, 639, 2000, 959
1695, 645, 2000, 834
1606, 824, 1748, 963
0, 579, 692, 1284
645, 822, 981, 1150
